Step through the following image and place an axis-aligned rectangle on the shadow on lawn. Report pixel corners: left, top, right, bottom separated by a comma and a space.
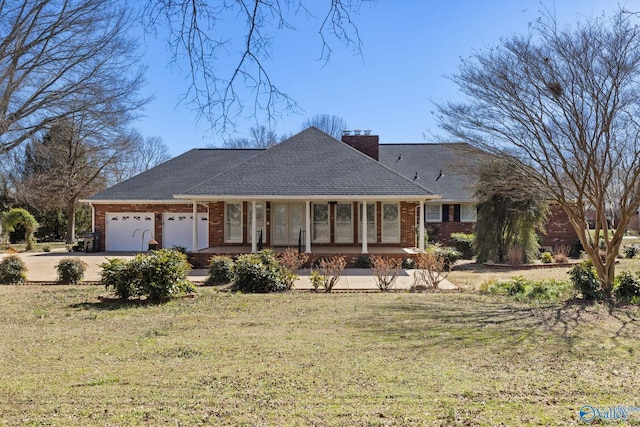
70, 297, 170, 311
352, 295, 640, 351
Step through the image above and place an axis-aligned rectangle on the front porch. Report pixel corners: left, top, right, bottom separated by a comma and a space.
187, 245, 424, 268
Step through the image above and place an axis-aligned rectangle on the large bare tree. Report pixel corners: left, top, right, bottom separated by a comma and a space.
108, 131, 171, 183
437, 11, 640, 300
0, 0, 148, 154
143, 1, 367, 135
15, 118, 138, 243
301, 114, 348, 139
222, 125, 287, 148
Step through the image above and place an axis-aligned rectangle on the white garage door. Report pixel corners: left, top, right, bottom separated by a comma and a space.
106, 213, 155, 251
163, 213, 209, 252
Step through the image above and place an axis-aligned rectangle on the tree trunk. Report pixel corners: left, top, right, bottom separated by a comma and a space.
66, 199, 76, 244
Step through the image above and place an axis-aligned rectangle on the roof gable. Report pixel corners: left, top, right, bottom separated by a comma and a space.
177, 127, 434, 198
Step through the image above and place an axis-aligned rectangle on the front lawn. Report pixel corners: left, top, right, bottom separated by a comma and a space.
0, 286, 638, 425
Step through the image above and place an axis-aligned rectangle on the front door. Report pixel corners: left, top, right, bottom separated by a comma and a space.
272, 202, 306, 246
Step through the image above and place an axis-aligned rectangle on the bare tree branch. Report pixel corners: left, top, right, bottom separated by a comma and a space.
437, 10, 640, 299
301, 113, 347, 138
0, 0, 150, 154
143, 0, 368, 136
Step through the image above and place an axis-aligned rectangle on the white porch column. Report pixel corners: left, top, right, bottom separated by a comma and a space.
361, 201, 368, 254
305, 200, 312, 253
251, 200, 257, 253
192, 201, 199, 253
419, 200, 425, 252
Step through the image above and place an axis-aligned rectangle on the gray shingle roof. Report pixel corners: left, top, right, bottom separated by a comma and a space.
177, 127, 434, 199
86, 148, 262, 201
379, 143, 482, 202
86, 128, 483, 203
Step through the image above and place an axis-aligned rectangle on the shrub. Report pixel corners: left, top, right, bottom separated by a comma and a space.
312, 256, 347, 293
370, 256, 402, 291
568, 260, 604, 300
450, 232, 475, 259
485, 276, 571, 301
355, 255, 372, 268
234, 250, 291, 293
136, 249, 194, 300
554, 253, 569, 263
100, 250, 195, 300
279, 248, 309, 289
0, 255, 28, 284
540, 251, 554, 264
402, 258, 416, 269
42, 245, 51, 253
555, 245, 571, 262
206, 256, 234, 285
614, 271, 640, 303
56, 257, 88, 284
426, 244, 461, 271
100, 258, 135, 299
623, 245, 640, 259
309, 270, 323, 292
412, 252, 449, 290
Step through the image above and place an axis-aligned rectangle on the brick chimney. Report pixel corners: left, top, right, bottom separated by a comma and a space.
341, 129, 379, 160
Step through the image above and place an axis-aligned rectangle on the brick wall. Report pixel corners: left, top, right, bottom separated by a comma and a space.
540, 204, 579, 250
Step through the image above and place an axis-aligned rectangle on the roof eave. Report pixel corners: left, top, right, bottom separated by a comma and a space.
173, 194, 442, 201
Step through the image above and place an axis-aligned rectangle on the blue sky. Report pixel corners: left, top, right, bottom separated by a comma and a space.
132, 0, 634, 156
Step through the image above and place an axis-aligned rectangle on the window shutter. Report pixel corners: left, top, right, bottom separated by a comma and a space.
454, 204, 461, 222
442, 204, 450, 222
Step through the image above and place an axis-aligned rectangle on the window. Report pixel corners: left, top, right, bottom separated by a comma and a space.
426, 204, 441, 222
312, 203, 330, 243
381, 203, 400, 243
247, 203, 266, 243
335, 203, 353, 243
460, 204, 477, 222
224, 202, 242, 243
358, 202, 376, 243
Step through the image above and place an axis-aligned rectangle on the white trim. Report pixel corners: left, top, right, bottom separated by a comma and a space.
174, 194, 440, 202
251, 201, 257, 253
192, 201, 199, 253
419, 201, 425, 251
361, 200, 368, 254
82, 199, 190, 204
305, 201, 311, 253
247, 202, 266, 244
90, 203, 95, 233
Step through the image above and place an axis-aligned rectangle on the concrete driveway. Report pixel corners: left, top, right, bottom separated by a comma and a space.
0, 250, 457, 290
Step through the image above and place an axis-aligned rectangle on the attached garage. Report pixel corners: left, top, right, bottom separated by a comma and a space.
162, 213, 209, 252
105, 213, 155, 251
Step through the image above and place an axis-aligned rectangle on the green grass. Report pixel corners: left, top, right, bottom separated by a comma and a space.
1, 241, 69, 253
0, 286, 639, 425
